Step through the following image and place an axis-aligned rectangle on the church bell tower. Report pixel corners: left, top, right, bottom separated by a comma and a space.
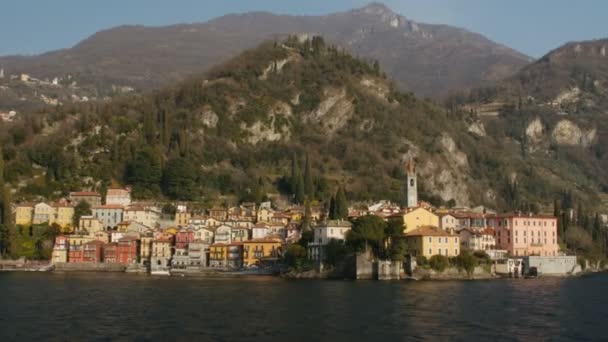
405, 159, 418, 208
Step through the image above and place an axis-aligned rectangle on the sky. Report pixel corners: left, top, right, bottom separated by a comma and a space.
1, 0, 607, 58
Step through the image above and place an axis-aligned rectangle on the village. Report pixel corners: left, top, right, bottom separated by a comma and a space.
7, 160, 581, 279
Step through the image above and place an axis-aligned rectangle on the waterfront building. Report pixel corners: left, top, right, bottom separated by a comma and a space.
151, 238, 173, 271
487, 213, 559, 257
308, 220, 352, 261
117, 236, 140, 264
459, 228, 496, 251
105, 187, 131, 207
51, 236, 69, 263
405, 226, 460, 258
92, 205, 124, 230
171, 247, 190, 269
188, 240, 210, 268
140, 235, 154, 267
69, 191, 102, 207
242, 238, 282, 267
69, 240, 103, 263
209, 243, 243, 268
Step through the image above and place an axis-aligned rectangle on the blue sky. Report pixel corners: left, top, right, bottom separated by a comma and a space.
1, 0, 606, 58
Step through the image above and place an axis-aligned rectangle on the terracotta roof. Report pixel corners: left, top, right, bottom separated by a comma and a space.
244, 238, 282, 244
92, 204, 124, 210
487, 213, 557, 219
70, 191, 100, 197
406, 226, 456, 237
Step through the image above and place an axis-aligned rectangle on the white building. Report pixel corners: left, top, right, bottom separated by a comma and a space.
459, 228, 496, 251
214, 225, 232, 244
438, 213, 457, 231
308, 220, 353, 261
92, 205, 124, 230
105, 187, 131, 207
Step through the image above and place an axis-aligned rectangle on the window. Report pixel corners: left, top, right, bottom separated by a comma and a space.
438, 248, 442, 255
428, 237, 432, 243
428, 248, 432, 255
455, 249, 458, 255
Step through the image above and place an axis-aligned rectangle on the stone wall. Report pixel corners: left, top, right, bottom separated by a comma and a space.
524, 256, 581, 275
54, 262, 126, 272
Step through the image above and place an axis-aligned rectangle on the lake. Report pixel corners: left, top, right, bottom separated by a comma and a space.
0, 272, 606, 341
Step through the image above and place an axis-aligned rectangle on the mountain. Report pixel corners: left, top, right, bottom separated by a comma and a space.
0, 37, 582, 213
447, 38, 608, 209
0, 2, 530, 108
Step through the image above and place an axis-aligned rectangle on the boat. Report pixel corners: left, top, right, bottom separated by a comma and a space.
150, 269, 171, 276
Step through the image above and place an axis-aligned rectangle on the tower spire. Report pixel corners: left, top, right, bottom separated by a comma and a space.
405, 158, 418, 208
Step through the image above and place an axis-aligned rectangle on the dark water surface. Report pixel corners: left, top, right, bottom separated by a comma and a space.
1, 272, 607, 341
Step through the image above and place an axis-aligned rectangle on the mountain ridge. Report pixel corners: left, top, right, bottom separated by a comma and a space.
0, 2, 531, 102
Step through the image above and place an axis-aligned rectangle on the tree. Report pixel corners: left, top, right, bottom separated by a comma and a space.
294, 173, 305, 204
328, 196, 337, 220
347, 215, 386, 255
324, 239, 348, 266
304, 153, 314, 200
284, 244, 307, 270
301, 200, 312, 232
127, 148, 162, 198
429, 255, 449, 272
334, 186, 348, 220
73, 201, 92, 228
162, 157, 197, 200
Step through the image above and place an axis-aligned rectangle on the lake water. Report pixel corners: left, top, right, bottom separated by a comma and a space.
0, 272, 607, 341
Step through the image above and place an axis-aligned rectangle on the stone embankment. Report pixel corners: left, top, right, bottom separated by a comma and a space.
53, 262, 126, 272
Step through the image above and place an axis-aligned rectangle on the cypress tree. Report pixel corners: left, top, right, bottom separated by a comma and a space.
304, 153, 314, 200
328, 196, 337, 220
335, 186, 348, 220
301, 200, 312, 231
290, 153, 300, 196
294, 172, 305, 205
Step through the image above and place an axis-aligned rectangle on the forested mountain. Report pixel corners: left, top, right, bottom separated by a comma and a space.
0, 2, 530, 106
446, 38, 608, 210
1, 36, 596, 213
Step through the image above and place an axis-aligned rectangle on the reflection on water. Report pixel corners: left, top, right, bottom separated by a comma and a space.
0, 272, 606, 341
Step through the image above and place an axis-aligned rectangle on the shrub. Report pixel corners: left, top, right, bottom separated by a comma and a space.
452, 251, 478, 276
284, 244, 307, 270
577, 256, 587, 271
416, 255, 428, 266
429, 255, 449, 272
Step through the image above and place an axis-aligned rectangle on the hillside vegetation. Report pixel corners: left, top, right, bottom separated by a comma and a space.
0, 37, 601, 213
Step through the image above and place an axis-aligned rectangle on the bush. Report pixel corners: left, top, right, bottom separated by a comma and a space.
416, 255, 428, 266
452, 251, 478, 276
577, 256, 587, 271
429, 255, 449, 272
284, 244, 308, 270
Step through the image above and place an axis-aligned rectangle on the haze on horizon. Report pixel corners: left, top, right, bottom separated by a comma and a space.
1, 0, 607, 58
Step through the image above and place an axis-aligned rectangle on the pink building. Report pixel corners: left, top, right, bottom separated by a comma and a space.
487, 213, 559, 257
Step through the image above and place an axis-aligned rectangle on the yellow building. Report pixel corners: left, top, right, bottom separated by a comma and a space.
397, 207, 439, 234
175, 211, 191, 227
15, 204, 34, 226
79, 216, 104, 234
405, 226, 460, 258
256, 208, 274, 223
54, 204, 75, 231
242, 238, 282, 266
